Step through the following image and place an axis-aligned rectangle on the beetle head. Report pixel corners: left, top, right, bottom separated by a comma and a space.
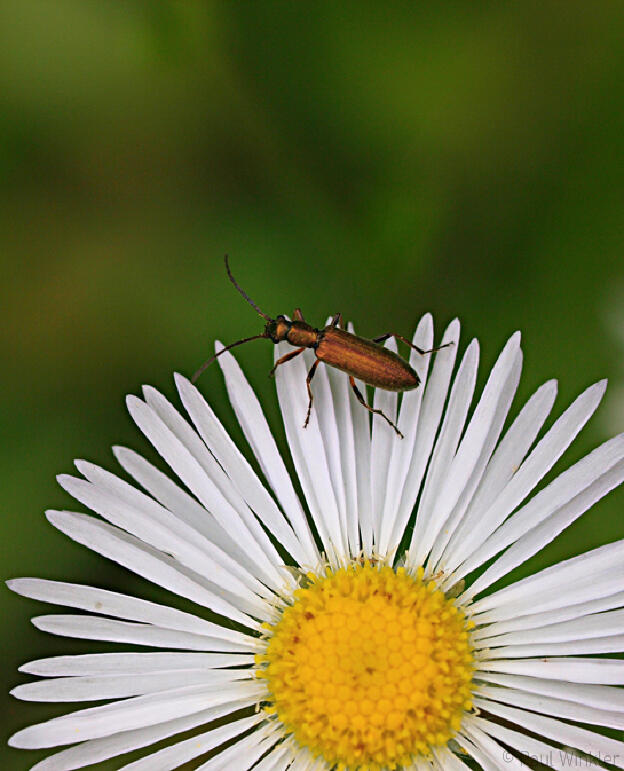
265, 315, 291, 343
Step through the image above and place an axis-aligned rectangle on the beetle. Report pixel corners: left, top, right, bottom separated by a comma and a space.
193, 256, 450, 438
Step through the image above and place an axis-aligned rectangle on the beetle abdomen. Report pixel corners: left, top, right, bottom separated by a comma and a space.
316, 327, 420, 391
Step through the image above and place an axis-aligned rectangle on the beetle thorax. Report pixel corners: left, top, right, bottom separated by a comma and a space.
286, 320, 318, 348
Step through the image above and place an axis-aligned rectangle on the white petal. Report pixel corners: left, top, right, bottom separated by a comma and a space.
12, 668, 252, 702
32, 614, 257, 653
447, 381, 606, 585
215, 344, 316, 568
475, 672, 624, 712
118, 713, 264, 770
8, 578, 252, 644
370, 337, 400, 546
9, 680, 266, 748
467, 714, 578, 771
410, 761, 434, 771
463, 442, 624, 599
475, 657, 624, 684
431, 745, 473, 771
252, 740, 292, 771
440, 379, 557, 578
27, 698, 257, 771
468, 539, 624, 618
77, 458, 275, 602
396, 319, 460, 560
461, 433, 622, 602
473, 590, 624, 640
308, 325, 350, 555
472, 697, 624, 769
195, 721, 280, 770
20, 652, 253, 676
141, 386, 290, 588
377, 314, 435, 557
112, 446, 258, 576
346, 322, 374, 556
251, 744, 290, 771
175, 373, 317, 568
427, 343, 523, 573
285, 748, 309, 771
409, 338, 479, 567
454, 730, 499, 771
473, 571, 624, 627
483, 635, 624, 657
46, 511, 262, 631
480, 608, 624, 647
408, 326, 470, 566
463, 717, 563, 771
59, 468, 274, 617
479, 457, 624, 596
326, 357, 360, 555
477, 683, 624, 729
127, 395, 285, 591
274, 342, 345, 562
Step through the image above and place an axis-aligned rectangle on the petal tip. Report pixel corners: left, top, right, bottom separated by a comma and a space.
45, 509, 64, 527
7, 733, 22, 748
174, 371, 189, 390
73, 458, 91, 475
56, 473, 73, 489
125, 393, 142, 411
141, 384, 159, 401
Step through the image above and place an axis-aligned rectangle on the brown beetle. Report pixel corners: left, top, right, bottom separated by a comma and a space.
193, 257, 449, 438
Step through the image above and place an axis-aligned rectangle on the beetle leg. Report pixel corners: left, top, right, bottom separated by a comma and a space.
372, 333, 453, 356
330, 312, 343, 328
348, 376, 404, 439
303, 359, 320, 428
269, 346, 306, 377
293, 308, 305, 321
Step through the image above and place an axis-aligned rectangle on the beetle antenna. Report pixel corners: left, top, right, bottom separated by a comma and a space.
191, 333, 268, 383
225, 255, 273, 322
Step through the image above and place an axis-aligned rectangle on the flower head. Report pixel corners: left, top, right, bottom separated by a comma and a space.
9, 316, 624, 770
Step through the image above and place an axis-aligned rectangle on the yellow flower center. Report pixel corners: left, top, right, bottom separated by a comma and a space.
256, 562, 474, 770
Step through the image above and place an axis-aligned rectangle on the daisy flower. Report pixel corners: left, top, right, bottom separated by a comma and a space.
8, 316, 624, 771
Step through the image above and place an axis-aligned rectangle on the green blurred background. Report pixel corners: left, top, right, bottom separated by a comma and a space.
2, 1, 624, 767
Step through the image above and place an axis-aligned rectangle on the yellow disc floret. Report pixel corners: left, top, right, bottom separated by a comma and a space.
256, 563, 474, 770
